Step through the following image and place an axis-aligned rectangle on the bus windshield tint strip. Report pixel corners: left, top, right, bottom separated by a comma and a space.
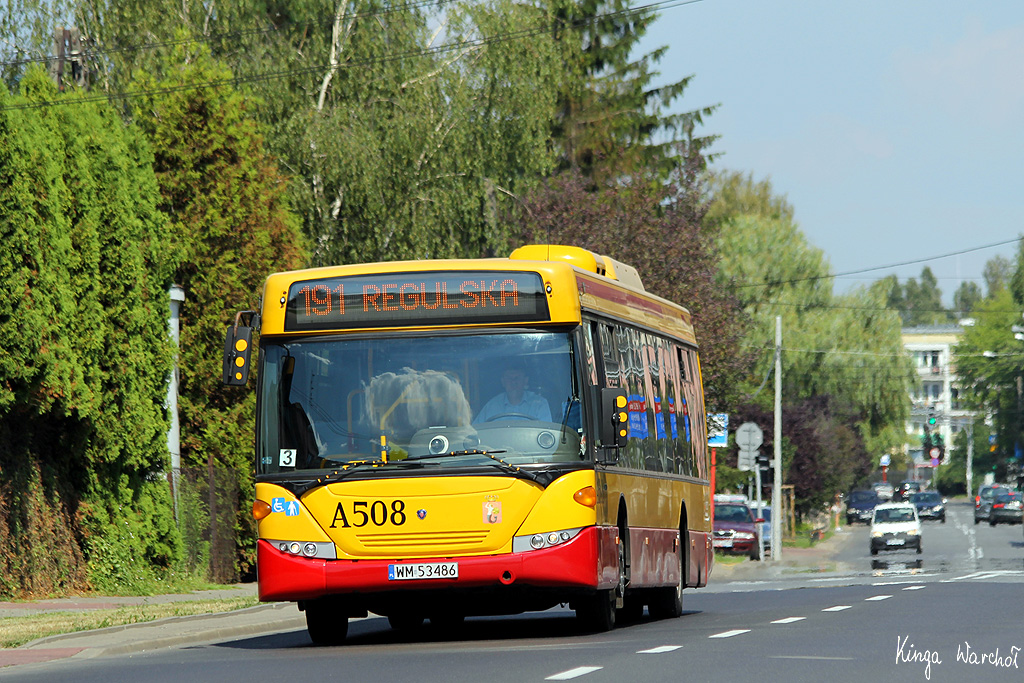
284, 271, 549, 331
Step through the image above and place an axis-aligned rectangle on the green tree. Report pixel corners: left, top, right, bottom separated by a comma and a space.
953, 281, 982, 317
0, 67, 179, 596
546, 0, 716, 184
130, 48, 307, 579
984, 254, 1013, 298
72, 0, 566, 265
510, 156, 753, 411
955, 288, 1024, 481
296, 0, 563, 265
1011, 238, 1024, 308
710, 171, 911, 509
889, 267, 950, 326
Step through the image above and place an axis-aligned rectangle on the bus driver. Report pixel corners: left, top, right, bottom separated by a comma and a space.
473, 362, 551, 423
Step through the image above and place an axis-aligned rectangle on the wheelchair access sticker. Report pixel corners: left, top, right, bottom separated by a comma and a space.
272, 497, 300, 516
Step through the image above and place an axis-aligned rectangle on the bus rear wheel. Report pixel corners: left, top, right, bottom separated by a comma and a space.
305, 600, 349, 646
648, 554, 684, 619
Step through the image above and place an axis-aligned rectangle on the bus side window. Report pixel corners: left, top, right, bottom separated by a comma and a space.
675, 345, 695, 477
684, 347, 709, 479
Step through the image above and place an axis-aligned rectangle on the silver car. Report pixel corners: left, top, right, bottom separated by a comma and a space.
974, 484, 1009, 524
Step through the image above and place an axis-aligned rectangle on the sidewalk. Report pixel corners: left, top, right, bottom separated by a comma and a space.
711, 525, 858, 581
0, 584, 306, 669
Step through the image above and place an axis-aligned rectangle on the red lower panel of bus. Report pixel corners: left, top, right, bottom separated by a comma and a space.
626, 527, 679, 588
688, 530, 712, 588
258, 526, 614, 603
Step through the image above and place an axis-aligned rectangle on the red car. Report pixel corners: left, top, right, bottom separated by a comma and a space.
713, 502, 763, 560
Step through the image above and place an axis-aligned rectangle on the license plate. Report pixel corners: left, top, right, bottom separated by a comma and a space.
886, 538, 905, 546
388, 562, 458, 581
714, 539, 733, 548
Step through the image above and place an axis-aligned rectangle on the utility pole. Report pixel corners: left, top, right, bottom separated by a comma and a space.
50, 27, 89, 91
771, 316, 783, 558
966, 420, 974, 500
167, 285, 185, 524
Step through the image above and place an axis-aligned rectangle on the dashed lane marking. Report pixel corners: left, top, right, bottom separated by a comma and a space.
709, 629, 750, 638
941, 570, 1024, 583
637, 645, 683, 654
902, 585, 926, 590
546, 666, 603, 680
771, 617, 806, 624
865, 595, 892, 601
822, 605, 851, 612
770, 656, 856, 661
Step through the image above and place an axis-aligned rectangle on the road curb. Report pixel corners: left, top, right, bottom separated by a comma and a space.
22, 602, 307, 656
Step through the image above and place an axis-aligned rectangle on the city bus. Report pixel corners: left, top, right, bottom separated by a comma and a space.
223, 244, 713, 644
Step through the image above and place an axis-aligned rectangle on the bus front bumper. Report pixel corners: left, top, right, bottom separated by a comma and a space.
256, 526, 617, 603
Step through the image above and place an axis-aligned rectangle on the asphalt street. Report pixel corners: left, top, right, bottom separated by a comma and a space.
4, 499, 1021, 675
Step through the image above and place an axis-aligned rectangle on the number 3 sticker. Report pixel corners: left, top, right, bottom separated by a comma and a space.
279, 449, 296, 467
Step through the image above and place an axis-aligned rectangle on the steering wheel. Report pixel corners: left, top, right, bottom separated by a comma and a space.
485, 412, 535, 422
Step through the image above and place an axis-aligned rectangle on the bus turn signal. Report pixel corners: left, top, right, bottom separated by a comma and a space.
573, 486, 597, 508
252, 499, 272, 521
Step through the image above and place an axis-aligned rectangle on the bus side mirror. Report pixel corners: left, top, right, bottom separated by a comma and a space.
223, 323, 254, 386
599, 388, 629, 450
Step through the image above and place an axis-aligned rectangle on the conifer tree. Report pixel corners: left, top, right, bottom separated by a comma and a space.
0, 67, 179, 594
130, 47, 307, 578
546, 0, 716, 183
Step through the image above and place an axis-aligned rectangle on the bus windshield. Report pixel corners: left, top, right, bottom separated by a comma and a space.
257, 331, 583, 474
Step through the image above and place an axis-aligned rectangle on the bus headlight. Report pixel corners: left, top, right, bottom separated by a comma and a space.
514, 527, 583, 553
268, 539, 337, 559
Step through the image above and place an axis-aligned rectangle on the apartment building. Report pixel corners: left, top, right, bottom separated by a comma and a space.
902, 324, 975, 470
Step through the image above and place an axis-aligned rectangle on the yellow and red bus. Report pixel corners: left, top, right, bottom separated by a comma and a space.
224, 244, 713, 644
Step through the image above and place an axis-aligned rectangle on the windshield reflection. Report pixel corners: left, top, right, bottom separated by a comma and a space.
257, 331, 582, 473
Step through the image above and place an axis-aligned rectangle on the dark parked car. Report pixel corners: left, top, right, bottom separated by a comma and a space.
975, 484, 1009, 524
989, 491, 1023, 526
872, 481, 894, 501
713, 503, 762, 560
893, 480, 923, 502
909, 491, 946, 523
846, 489, 880, 525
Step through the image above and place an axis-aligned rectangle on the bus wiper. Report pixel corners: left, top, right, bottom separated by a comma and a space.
404, 449, 507, 461
292, 458, 429, 496
403, 449, 541, 484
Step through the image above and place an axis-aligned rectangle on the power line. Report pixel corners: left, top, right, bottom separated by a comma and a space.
735, 236, 1023, 290
752, 299, 1023, 315
742, 343, 1024, 360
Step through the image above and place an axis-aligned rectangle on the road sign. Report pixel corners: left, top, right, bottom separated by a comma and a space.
708, 413, 729, 447
736, 422, 764, 452
880, 454, 891, 467
737, 450, 756, 472
930, 447, 940, 458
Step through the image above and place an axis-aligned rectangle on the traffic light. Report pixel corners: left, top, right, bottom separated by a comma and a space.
922, 423, 932, 450
756, 452, 771, 471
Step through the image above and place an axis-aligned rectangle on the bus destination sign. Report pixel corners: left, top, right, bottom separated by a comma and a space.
284, 271, 550, 331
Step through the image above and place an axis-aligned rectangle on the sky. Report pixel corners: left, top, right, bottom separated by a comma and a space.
640, 0, 1024, 304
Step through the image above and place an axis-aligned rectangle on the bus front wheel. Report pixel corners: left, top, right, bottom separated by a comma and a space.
575, 589, 616, 632
305, 600, 349, 646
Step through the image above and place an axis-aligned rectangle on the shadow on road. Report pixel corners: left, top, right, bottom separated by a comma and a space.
215, 607, 703, 651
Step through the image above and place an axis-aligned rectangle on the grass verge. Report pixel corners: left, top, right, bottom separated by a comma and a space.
0, 596, 260, 649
